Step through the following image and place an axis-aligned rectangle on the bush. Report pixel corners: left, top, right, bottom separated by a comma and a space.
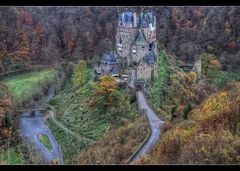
182, 104, 192, 120
72, 60, 87, 89
170, 106, 177, 121
141, 82, 240, 164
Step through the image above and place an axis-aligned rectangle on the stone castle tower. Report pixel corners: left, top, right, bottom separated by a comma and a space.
116, 12, 158, 67
116, 11, 158, 82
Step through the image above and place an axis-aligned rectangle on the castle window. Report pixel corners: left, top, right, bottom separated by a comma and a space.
132, 47, 136, 54
142, 46, 145, 48
149, 43, 153, 51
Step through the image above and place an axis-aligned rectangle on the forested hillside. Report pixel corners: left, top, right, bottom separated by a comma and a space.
1, 7, 240, 72
1, 6, 240, 165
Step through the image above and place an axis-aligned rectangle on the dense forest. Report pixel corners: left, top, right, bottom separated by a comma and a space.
1, 6, 240, 72
0, 6, 240, 165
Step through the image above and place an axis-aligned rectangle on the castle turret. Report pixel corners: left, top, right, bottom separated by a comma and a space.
116, 11, 158, 78
133, 12, 137, 27
116, 12, 139, 67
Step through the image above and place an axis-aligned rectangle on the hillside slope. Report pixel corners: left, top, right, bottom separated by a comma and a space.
140, 81, 240, 164
1, 7, 240, 71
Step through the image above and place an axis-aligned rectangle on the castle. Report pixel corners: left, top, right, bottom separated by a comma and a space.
116, 11, 158, 81
98, 11, 158, 82
99, 51, 118, 75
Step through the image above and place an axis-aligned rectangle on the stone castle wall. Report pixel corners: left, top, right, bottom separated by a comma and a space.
116, 27, 138, 66
137, 65, 152, 81
132, 42, 149, 64
116, 12, 158, 81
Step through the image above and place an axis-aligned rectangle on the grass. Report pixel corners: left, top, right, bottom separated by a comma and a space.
1, 69, 58, 106
49, 70, 109, 140
47, 69, 109, 162
209, 70, 240, 89
74, 116, 150, 164
47, 119, 88, 164
141, 81, 240, 164
47, 68, 138, 163
0, 68, 58, 164
39, 134, 52, 151
0, 147, 25, 165
151, 51, 169, 108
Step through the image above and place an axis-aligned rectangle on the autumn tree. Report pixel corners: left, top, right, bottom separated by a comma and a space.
95, 75, 117, 108
209, 59, 221, 71
201, 53, 221, 76
72, 60, 88, 89
0, 83, 13, 141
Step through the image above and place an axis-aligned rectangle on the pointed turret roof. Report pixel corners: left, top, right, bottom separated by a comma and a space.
135, 30, 147, 44
142, 51, 156, 65
101, 51, 118, 65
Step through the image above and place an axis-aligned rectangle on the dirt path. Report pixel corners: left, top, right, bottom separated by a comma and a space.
44, 110, 94, 143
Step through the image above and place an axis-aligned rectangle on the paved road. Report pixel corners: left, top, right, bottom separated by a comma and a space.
127, 69, 163, 162
19, 111, 64, 164
19, 88, 64, 164
132, 91, 163, 161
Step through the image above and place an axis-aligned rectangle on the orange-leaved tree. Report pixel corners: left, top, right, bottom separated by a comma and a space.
201, 53, 221, 76
95, 75, 117, 108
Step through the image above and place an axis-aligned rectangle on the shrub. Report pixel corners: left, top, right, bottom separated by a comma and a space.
142, 82, 240, 164
182, 103, 192, 120
72, 60, 87, 89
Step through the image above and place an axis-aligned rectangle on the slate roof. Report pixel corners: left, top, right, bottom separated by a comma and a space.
100, 51, 118, 65
123, 12, 133, 23
135, 31, 148, 46
118, 12, 133, 26
142, 51, 156, 65
139, 12, 155, 28
136, 30, 147, 42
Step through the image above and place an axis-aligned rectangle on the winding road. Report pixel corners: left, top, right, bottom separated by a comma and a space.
18, 88, 64, 164
18, 68, 162, 164
19, 111, 64, 164
128, 69, 164, 162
